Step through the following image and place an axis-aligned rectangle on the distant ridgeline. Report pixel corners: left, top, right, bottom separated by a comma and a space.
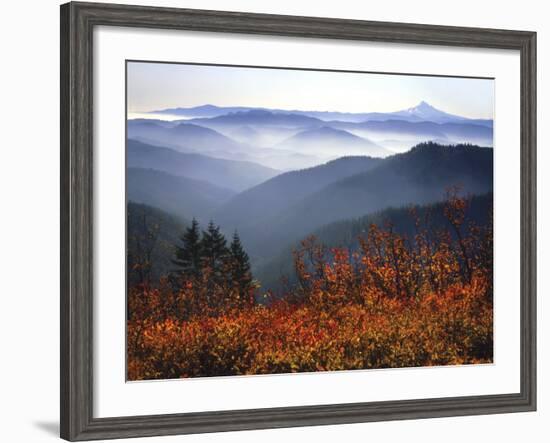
129, 101, 493, 171
150, 101, 493, 127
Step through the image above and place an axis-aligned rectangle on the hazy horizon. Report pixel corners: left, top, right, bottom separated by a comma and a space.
127, 61, 494, 120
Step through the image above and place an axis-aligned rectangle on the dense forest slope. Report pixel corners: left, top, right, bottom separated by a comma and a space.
235, 143, 493, 263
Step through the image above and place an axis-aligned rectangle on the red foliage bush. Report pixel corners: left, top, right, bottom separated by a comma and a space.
127, 192, 493, 380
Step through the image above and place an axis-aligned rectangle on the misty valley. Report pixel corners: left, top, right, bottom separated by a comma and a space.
127, 102, 493, 292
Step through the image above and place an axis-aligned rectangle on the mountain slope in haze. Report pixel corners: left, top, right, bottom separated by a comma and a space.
255, 192, 493, 293
214, 155, 383, 235
127, 139, 280, 192
435, 122, 493, 145
127, 202, 188, 285
186, 110, 325, 150
189, 109, 324, 128
241, 143, 493, 263
333, 120, 446, 138
275, 126, 392, 158
224, 125, 261, 144
278, 143, 493, 234
127, 120, 245, 154
128, 118, 178, 128
330, 119, 493, 149
128, 119, 321, 170
127, 167, 236, 221
218, 125, 300, 150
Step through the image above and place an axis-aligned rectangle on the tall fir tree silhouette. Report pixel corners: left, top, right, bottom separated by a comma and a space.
229, 231, 254, 304
173, 218, 202, 279
201, 221, 229, 278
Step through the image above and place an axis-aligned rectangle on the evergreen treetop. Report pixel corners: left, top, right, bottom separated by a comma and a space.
172, 218, 202, 279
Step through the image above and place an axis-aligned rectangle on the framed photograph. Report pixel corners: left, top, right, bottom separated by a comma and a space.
60, 2, 536, 441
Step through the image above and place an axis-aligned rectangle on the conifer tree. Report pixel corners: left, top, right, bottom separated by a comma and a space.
200, 221, 229, 277
199, 221, 230, 310
172, 218, 202, 279
229, 231, 254, 305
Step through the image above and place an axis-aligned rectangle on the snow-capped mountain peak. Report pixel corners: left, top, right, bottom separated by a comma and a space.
404, 101, 444, 116
392, 101, 466, 123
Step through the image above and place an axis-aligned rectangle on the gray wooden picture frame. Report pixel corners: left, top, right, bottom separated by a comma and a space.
60, 2, 537, 441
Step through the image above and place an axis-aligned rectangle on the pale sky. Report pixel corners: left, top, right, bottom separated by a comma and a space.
127, 61, 494, 119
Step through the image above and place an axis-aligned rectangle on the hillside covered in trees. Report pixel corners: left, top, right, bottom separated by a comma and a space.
255, 192, 493, 293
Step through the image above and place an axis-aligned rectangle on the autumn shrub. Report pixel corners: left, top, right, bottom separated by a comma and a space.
127, 192, 493, 380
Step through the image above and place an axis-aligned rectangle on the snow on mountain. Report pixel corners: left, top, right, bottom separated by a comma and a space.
391, 101, 470, 124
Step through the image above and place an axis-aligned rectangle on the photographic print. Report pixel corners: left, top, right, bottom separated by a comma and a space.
126, 61, 494, 381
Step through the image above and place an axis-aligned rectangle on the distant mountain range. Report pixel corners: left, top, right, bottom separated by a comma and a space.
150, 101, 493, 127
387, 101, 492, 126
127, 114, 396, 169
131, 101, 493, 168
128, 118, 324, 170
